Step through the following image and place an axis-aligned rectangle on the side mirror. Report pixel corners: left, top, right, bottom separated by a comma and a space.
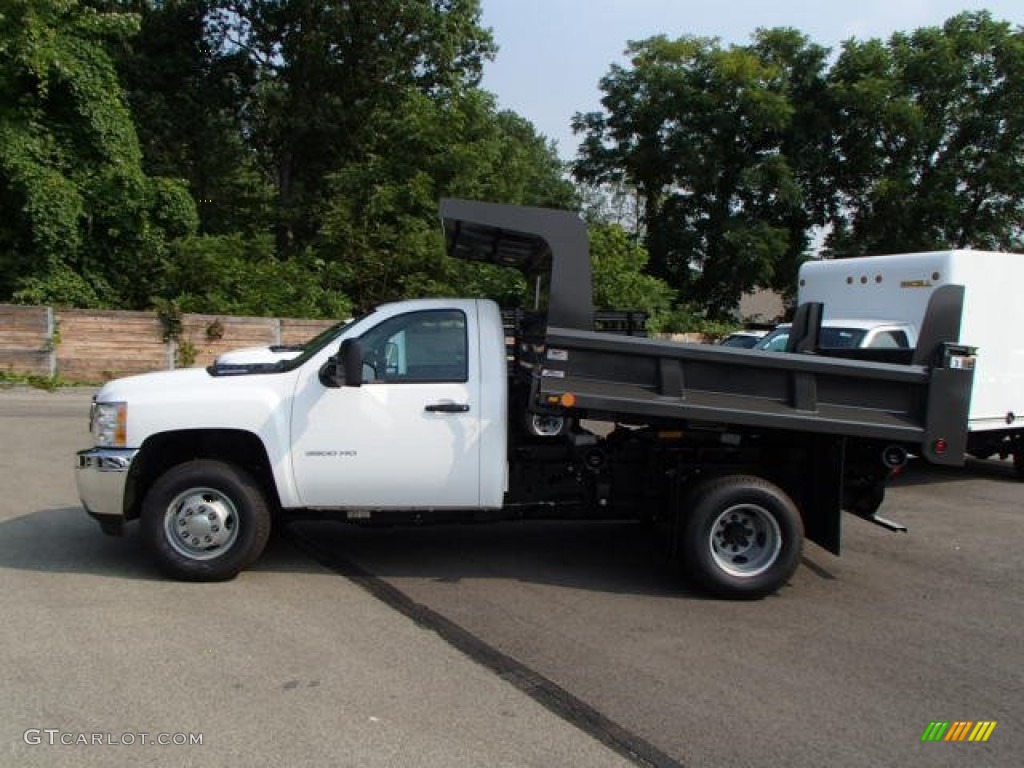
320, 338, 364, 388
339, 338, 363, 387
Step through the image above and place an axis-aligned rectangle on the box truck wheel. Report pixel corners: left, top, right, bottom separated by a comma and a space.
141, 460, 271, 581
678, 475, 803, 599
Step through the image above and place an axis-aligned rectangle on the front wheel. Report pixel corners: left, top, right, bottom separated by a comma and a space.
141, 460, 271, 581
677, 475, 803, 599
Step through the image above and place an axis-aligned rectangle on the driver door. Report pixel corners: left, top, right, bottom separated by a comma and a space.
290, 306, 481, 509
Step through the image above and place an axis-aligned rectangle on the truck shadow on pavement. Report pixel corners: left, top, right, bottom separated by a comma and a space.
889, 456, 1021, 488
1, 507, 808, 598
0, 506, 321, 580
283, 519, 714, 600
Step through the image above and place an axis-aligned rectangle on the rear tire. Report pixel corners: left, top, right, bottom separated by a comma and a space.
678, 475, 803, 599
141, 460, 271, 581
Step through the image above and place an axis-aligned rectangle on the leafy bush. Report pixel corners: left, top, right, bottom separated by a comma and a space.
160, 234, 352, 319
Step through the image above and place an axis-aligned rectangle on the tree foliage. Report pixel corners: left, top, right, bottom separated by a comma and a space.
588, 222, 675, 323
0, 0, 196, 307
2, 4, 1022, 327
825, 12, 1024, 255
573, 31, 830, 320
575, 12, 1024, 320
210, 0, 498, 255
319, 89, 575, 313
116, 0, 272, 237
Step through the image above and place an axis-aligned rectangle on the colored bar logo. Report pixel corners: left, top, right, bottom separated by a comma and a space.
921, 721, 997, 742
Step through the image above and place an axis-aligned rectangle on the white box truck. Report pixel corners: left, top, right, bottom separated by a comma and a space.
798, 250, 1024, 471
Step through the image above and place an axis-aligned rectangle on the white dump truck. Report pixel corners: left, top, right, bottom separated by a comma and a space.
75, 201, 976, 597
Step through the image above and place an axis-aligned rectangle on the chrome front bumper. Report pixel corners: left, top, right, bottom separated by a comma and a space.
76, 448, 139, 532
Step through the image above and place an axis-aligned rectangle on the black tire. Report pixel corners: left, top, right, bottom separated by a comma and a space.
677, 475, 803, 599
141, 460, 271, 581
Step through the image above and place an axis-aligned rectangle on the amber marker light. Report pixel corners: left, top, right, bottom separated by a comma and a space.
115, 405, 128, 446
560, 393, 576, 408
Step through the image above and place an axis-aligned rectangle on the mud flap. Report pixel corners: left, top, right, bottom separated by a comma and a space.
800, 435, 845, 555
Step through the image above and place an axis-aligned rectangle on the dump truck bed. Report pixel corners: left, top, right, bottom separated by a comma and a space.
537, 324, 971, 464
441, 198, 974, 466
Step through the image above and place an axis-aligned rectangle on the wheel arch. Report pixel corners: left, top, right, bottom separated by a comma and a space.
125, 429, 279, 522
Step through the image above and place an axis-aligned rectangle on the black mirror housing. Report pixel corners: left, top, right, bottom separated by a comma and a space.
339, 338, 363, 387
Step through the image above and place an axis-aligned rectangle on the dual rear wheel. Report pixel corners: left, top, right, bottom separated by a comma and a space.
676, 475, 804, 599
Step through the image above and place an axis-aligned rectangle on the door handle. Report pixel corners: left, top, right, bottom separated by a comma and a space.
425, 402, 470, 413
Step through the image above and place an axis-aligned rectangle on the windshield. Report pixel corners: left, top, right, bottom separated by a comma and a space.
719, 333, 763, 348
277, 315, 366, 371
300, 320, 352, 352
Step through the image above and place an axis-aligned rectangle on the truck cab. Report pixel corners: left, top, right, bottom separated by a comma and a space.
78, 297, 508, 576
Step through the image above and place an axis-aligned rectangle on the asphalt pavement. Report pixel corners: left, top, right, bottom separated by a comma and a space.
0, 386, 633, 768
1, 386, 1020, 768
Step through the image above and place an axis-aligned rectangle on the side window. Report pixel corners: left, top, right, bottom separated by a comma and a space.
820, 329, 864, 348
868, 330, 909, 349
358, 310, 467, 383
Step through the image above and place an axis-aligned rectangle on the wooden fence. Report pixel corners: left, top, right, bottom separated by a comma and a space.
0, 304, 337, 383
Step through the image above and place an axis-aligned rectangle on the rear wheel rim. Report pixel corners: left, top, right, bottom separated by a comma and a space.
708, 502, 782, 578
164, 487, 240, 561
530, 414, 565, 437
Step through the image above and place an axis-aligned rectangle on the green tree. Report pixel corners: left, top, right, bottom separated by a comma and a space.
211, 0, 497, 255
105, 1, 578, 318
589, 222, 675, 317
748, 28, 833, 295
0, 0, 196, 307
826, 11, 1024, 255
160, 233, 352, 319
319, 88, 575, 313
573, 33, 821, 319
114, 0, 273, 237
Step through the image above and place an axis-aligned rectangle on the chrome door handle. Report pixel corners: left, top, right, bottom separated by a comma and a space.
425, 402, 470, 413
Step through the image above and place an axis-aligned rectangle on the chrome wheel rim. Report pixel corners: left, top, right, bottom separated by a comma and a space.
530, 414, 565, 437
164, 487, 239, 561
708, 503, 782, 578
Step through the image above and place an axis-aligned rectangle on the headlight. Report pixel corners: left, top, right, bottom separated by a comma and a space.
91, 402, 128, 447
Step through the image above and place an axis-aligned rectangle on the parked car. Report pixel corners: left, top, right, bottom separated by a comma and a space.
717, 330, 769, 348
753, 319, 915, 352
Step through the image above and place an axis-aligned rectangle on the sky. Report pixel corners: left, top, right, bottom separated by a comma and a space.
479, 1, 1024, 160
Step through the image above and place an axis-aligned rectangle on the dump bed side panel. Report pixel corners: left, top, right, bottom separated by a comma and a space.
536, 327, 973, 465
